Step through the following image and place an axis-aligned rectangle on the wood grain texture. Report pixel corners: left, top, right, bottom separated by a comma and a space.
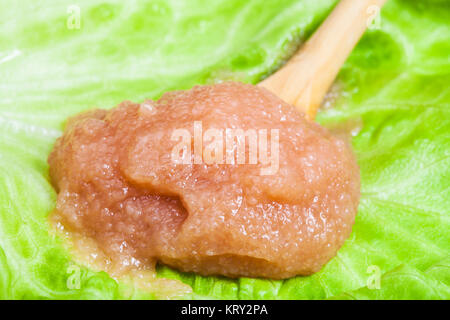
259, 0, 388, 120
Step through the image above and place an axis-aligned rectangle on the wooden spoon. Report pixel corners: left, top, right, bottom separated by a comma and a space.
259, 0, 388, 120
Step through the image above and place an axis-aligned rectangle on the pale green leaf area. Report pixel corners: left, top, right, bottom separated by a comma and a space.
0, 0, 448, 299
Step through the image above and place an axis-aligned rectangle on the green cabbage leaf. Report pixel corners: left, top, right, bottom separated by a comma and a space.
0, 0, 448, 299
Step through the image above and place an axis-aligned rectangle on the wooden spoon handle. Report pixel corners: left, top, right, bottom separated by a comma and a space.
259, 0, 388, 120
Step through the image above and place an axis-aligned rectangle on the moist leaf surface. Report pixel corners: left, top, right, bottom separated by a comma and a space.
0, 0, 448, 299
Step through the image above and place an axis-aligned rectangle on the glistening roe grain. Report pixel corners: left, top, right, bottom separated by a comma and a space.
48, 82, 360, 279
